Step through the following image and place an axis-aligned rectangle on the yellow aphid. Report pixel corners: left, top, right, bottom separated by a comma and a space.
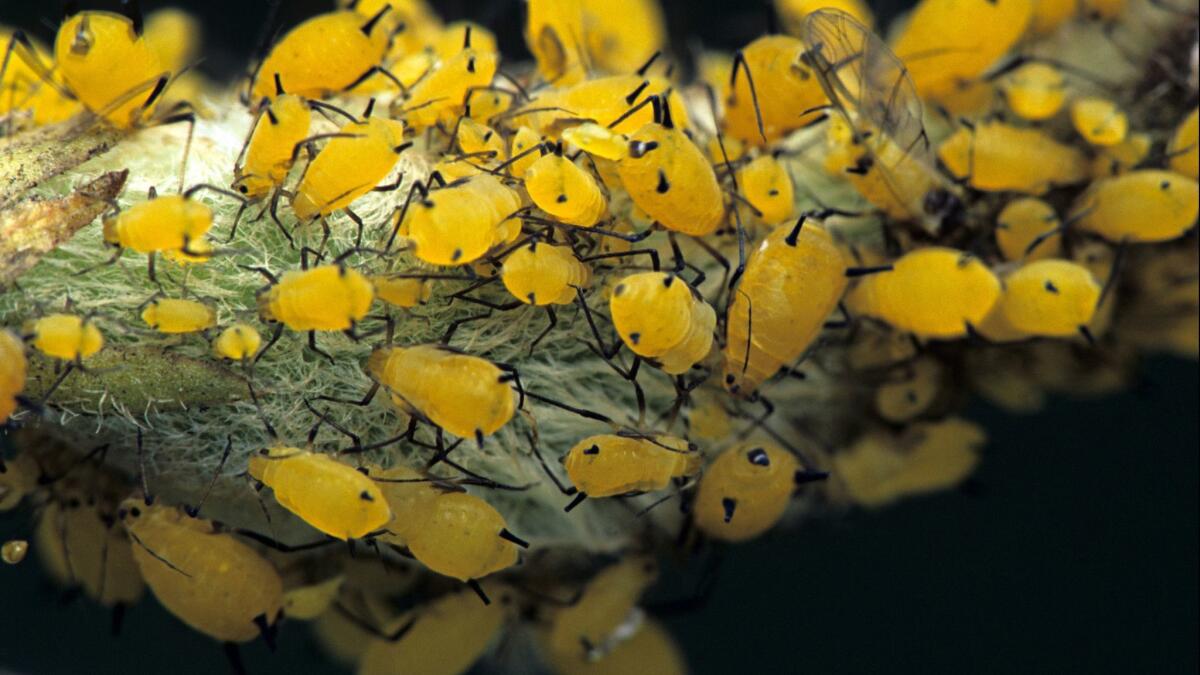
543, 555, 659, 657
372, 276, 433, 309
619, 121, 725, 237
54, 11, 167, 128
544, 619, 688, 675
358, 585, 514, 675
257, 265, 375, 332
938, 121, 1088, 194
1091, 133, 1151, 177
142, 8, 201, 74
398, 174, 522, 266
405, 492, 523, 582
995, 198, 1062, 262
724, 35, 827, 145
846, 324, 919, 372
686, 395, 734, 441
455, 117, 506, 161
1029, 0, 1075, 32
609, 272, 716, 374
465, 87, 515, 124
1001, 63, 1066, 121
875, 357, 944, 423
1, 330, 26, 424
509, 127, 545, 177
248, 447, 391, 540
402, 41, 498, 130
141, 298, 216, 334
233, 94, 312, 200
364, 463, 440, 547
251, 10, 391, 100
693, 443, 803, 542
723, 221, 847, 396
0, 30, 81, 126
292, 116, 408, 221
34, 498, 145, 606
120, 500, 283, 643
1069, 170, 1200, 243
581, 0, 667, 74
162, 238, 214, 266
0, 453, 37, 511
501, 241, 592, 306
341, 0, 441, 55
431, 156, 485, 182
999, 260, 1100, 337
1, 539, 27, 564
213, 323, 262, 361
525, 152, 607, 227
433, 22, 497, 60
563, 123, 629, 162
1071, 97, 1128, 147
848, 248, 1002, 338
562, 433, 701, 498
103, 194, 213, 255
26, 313, 104, 362
776, 0, 874, 32
833, 418, 985, 508
525, 0, 587, 84
737, 155, 795, 226
891, 0, 1032, 102
282, 575, 344, 620
1167, 107, 1198, 180
367, 344, 517, 440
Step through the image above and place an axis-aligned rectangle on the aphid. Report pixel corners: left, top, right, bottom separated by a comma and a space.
1, 539, 27, 564
514, 72, 688, 137
561, 433, 701, 505
501, 241, 592, 306
1091, 132, 1151, 177
0, 29, 80, 127
372, 275, 433, 309
291, 113, 408, 225
432, 21, 498, 60
119, 498, 284, 643
250, 9, 393, 100
140, 297, 216, 334
248, 447, 391, 540
845, 323, 919, 372
1, 329, 26, 423
367, 344, 518, 441
580, 0, 666, 75
543, 618, 688, 675
995, 198, 1062, 262
1000, 62, 1066, 121
1167, 107, 1198, 180
525, 0, 587, 85
24, 313, 104, 362
846, 247, 1002, 338
542, 555, 660, 658
102, 189, 221, 277
142, 8, 200, 76
1068, 170, 1200, 243
254, 263, 375, 349
937, 120, 1089, 194
213, 323, 263, 362
609, 272, 716, 374
465, 86, 516, 124
53, 10, 168, 128
34, 496, 145, 608
997, 260, 1101, 338
723, 219, 848, 397
402, 31, 499, 131
525, 149, 608, 227
281, 575, 344, 621
1070, 97, 1128, 147
833, 418, 985, 508
509, 127, 545, 178
775, 0, 874, 33
723, 35, 827, 146
364, 464, 440, 548
394, 174, 522, 266
874, 356, 944, 423
693, 443, 817, 543
454, 116, 507, 161
232, 91, 312, 201
403, 491, 526, 583
358, 584, 515, 675
737, 155, 795, 226
890, 0, 1033, 103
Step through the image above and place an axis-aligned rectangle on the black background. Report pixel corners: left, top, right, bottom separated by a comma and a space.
2, 1, 1198, 673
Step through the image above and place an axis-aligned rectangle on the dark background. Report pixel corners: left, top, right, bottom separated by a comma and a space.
3, 1, 1199, 673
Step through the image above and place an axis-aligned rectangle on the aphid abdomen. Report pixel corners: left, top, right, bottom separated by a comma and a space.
262, 453, 390, 540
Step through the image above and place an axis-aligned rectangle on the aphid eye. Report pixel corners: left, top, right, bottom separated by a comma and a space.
1044, 280, 1059, 294
725, 374, 736, 384
662, 274, 675, 287
130, 506, 141, 517
583, 444, 600, 455
629, 332, 641, 344
357, 467, 370, 476
746, 448, 770, 466
613, 284, 626, 296
238, 185, 248, 194
359, 490, 374, 501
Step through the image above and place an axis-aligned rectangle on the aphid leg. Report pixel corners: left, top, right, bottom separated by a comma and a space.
110, 604, 127, 638
154, 105, 197, 193
494, 362, 526, 410
564, 492, 589, 512
384, 182, 430, 251
313, 381, 379, 408
307, 99, 360, 125
573, 287, 620, 359
730, 50, 767, 143
222, 643, 247, 675
303, 399, 363, 453
334, 601, 416, 643
525, 431, 577, 497
186, 436, 233, 518
343, 207, 367, 249
267, 188, 296, 247
306, 331, 336, 365
37, 363, 75, 405
528, 306, 558, 355
252, 323, 284, 365
580, 248, 662, 271
252, 613, 278, 652
134, 427, 154, 503
823, 301, 852, 330
467, 578, 492, 605
441, 311, 492, 345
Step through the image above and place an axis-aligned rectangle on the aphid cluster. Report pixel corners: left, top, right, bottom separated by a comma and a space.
1, 0, 1196, 672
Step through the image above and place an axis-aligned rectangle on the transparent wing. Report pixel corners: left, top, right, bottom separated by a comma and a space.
802, 8, 930, 165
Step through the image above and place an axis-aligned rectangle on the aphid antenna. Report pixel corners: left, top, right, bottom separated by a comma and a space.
307, 99, 360, 125
286, 131, 366, 168
187, 436, 233, 518
333, 601, 416, 643
729, 49, 767, 144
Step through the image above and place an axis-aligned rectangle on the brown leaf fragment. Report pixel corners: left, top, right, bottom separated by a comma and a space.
0, 170, 128, 287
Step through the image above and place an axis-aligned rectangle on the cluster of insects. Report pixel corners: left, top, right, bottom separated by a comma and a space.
1, 0, 1197, 671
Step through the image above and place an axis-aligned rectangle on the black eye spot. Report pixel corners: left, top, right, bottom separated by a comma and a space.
768, 189, 779, 196
556, 194, 568, 203
613, 284, 626, 296
629, 332, 641, 344
747, 448, 770, 466
360, 490, 375, 501
130, 506, 141, 517
238, 185, 248, 194
452, 248, 463, 262
725, 373, 736, 384
721, 498, 737, 523
527, 292, 537, 303
906, 390, 918, 403
662, 274, 675, 287
1044, 280, 1059, 294
1160, 180, 1171, 190
467, 57, 476, 73
584, 444, 600, 455
656, 170, 670, 193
